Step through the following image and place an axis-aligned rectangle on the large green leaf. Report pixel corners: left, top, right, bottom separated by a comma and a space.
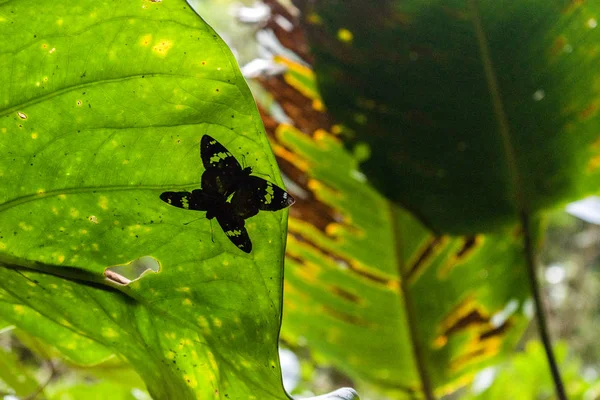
0, 0, 290, 398
274, 123, 530, 397
293, 0, 600, 233
251, 43, 530, 397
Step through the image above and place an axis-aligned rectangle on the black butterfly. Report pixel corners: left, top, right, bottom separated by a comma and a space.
160, 135, 295, 253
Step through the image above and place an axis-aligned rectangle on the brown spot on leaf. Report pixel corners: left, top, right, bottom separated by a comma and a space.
406, 236, 447, 283
330, 285, 362, 304
321, 305, 372, 327
437, 235, 483, 278
580, 102, 598, 120
288, 231, 398, 289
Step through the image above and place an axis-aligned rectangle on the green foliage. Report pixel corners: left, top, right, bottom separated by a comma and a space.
274, 123, 530, 396
464, 341, 600, 400
0, 0, 290, 398
294, 0, 600, 233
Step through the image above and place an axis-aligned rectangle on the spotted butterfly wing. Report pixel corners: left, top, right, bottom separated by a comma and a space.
161, 134, 295, 253
214, 203, 252, 253
200, 134, 241, 173
232, 176, 295, 215
159, 189, 209, 211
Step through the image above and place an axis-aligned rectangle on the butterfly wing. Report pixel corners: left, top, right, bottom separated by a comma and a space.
159, 189, 210, 211
201, 168, 233, 198
215, 205, 252, 253
233, 176, 295, 213
201, 135, 243, 175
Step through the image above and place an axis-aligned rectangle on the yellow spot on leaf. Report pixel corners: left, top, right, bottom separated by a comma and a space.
58, 194, 67, 200
587, 154, 600, 172
58, 255, 65, 263
14, 305, 25, 314
184, 375, 198, 388
140, 34, 152, 46
307, 12, 322, 25
183, 298, 193, 306
70, 208, 80, 218
56, 19, 63, 26
102, 327, 119, 338
213, 318, 222, 328
19, 222, 33, 231
272, 143, 309, 172
312, 98, 325, 111
88, 215, 99, 224
98, 196, 109, 210
325, 223, 343, 236
197, 316, 209, 329
152, 39, 173, 56
337, 28, 354, 43
31, 132, 38, 139
0, 242, 5, 249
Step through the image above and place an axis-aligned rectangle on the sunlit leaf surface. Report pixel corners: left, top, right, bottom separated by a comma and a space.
0, 0, 290, 398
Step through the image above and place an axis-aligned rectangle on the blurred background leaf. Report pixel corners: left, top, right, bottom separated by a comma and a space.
292, 0, 600, 234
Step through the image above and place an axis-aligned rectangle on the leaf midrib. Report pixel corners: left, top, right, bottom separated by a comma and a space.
468, 0, 527, 212
0, 183, 196, 213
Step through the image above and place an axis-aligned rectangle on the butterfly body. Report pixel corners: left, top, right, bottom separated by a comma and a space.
160, 135, 294, 253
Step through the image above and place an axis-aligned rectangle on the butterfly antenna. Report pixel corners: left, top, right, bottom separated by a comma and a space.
252, 171, 273, 180
183, 217, 205, 226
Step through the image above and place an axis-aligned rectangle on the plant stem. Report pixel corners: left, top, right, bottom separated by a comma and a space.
469, 0, 568, 396
521, 212, 567, 400
391, 205, 436, 400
